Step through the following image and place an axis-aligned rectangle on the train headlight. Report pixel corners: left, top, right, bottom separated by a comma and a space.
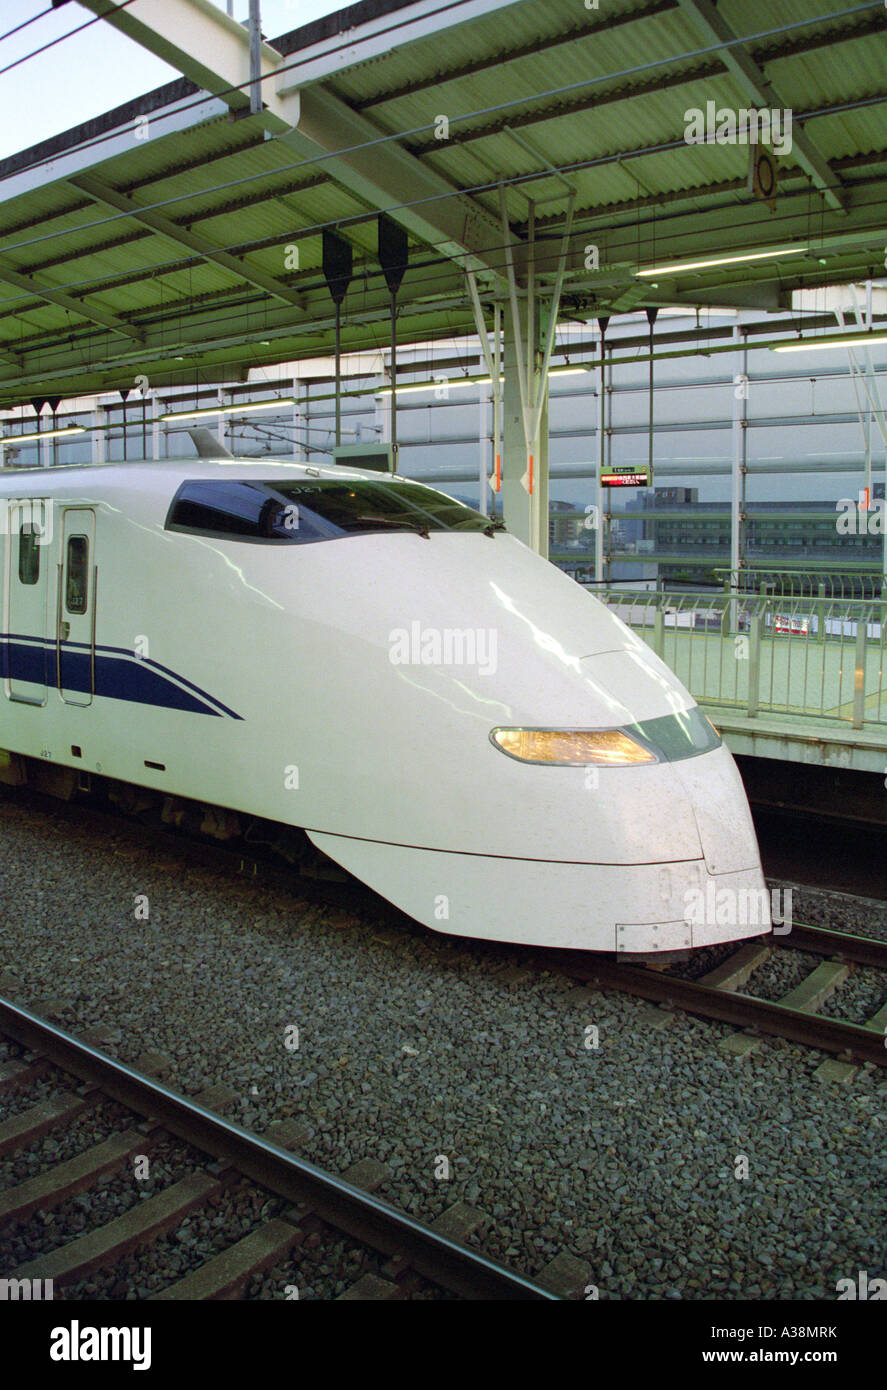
490, 727, 657, 766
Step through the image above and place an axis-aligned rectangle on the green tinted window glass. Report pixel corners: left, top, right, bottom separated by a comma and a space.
627, 707, 721, 762
18, 527, 39, 585
65, 535, 88, 615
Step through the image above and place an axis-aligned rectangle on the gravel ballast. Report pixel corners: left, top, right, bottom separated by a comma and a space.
0, 1091, 133, 1187
0, 792, 885, 1300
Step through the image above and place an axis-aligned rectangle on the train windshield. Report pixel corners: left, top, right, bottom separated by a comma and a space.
166, 478, 499, 544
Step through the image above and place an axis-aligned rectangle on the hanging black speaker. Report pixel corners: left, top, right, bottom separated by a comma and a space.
323, 231, 353, 307
378, 215, 408, 296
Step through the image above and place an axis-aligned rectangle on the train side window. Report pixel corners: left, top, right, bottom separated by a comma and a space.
65, 535, 88, 614
18, 526, 40, 585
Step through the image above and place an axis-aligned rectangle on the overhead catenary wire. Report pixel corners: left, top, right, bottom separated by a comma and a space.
0, 96, 881, 355
0, 81, 880, 374
0, 6, 57, 45
0, 220, 881, 400
2, 176, 880, 357
0, 0, 140, 81
6, 0, 880, 202
7, 304, 885, 418
0, 0, 879, 261
0, 3, 883, 402
0, 124, 882, 331
1, 232, 881, 369
0, 0, 508, 181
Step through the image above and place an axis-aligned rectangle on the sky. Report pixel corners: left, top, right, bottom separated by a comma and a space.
0, 0, 342, 161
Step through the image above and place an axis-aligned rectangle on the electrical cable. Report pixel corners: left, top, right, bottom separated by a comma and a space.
0, 0, 139, 80
0, 134, 880, 327
0, 0, 883, 398
0, 1, 878, 259
0, 6, 56, 45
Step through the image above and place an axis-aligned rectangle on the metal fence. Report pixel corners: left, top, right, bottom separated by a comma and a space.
712, 568, 885, 601
599, 586, 887, 729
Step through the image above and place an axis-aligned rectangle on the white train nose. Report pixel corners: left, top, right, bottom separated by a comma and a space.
675, 745, 762, 877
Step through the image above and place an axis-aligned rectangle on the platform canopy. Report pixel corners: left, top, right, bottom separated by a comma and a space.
0, 0, 885, 406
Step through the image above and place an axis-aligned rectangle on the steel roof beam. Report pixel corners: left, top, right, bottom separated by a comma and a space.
76, 0, 287, 118
67, 174, 307, 310
676, 0, 846, 212
76, 0, 506, 282
0, 266, 472, 389
8, 172, 330, 285
274, 86, 505, 280
0, 255, 143, 344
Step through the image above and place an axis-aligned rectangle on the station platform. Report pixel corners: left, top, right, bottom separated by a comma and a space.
605, 597, 887, 775
706, 708, 887, 775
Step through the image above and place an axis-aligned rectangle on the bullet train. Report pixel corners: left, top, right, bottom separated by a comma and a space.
0, 453, 770, 953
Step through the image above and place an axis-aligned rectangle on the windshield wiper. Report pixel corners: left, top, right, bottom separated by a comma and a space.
353, 514, 431, 538
484, 520, 506, 538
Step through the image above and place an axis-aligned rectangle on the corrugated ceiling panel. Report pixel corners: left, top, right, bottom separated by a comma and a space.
355, 13, 718, 133
91, 115, 249, 187
766, 36, 887, 112
718, 0, 868, 39
110, 142, 320, 224
808, 106, 887, 162
330, 0, 676, 102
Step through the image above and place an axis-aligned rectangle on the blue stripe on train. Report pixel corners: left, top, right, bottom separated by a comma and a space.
0, 637, 240, 718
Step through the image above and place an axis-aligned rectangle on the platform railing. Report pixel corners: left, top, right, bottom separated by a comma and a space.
599, 587, 887, 730
712, 567, 884, 601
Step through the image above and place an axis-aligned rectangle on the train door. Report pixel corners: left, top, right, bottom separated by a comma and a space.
6, 499, 50, 705
56, 508, 96, 707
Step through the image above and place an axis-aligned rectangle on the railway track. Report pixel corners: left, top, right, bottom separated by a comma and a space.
0, 993, 558, 1301
555, 923, 887, 1069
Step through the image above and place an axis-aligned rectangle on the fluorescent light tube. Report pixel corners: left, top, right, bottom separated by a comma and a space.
162, 398, 296, 421
4, 425, 86, 443
635, 247, 806, 277
771, 333, 887, 353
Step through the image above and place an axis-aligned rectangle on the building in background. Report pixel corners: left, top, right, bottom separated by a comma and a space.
2, 308, 885, 591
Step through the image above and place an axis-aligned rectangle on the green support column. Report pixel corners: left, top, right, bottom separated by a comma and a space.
501, 298, 549, 557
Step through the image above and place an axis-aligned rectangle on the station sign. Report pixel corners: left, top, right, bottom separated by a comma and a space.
601, 464, 652, 488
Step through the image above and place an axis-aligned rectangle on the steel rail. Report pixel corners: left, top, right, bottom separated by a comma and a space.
557, 950, 887, 1067
780, 922, 887, 971
0, 995, 554, 1301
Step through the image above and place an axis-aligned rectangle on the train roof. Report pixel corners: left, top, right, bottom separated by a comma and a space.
0, 457, 405, 498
